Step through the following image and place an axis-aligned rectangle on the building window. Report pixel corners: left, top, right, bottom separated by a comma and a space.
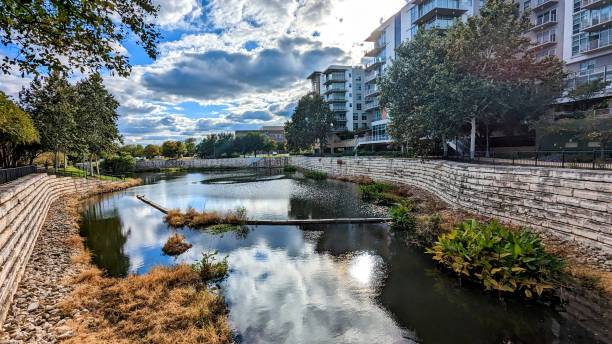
362, 123, 368, 129
362, 115, 367, 120
356, 103, 362, 110
353, 123, 358, 130
356, 93, 362, 100
523, 0, 530, 11
574, 0, 581, 13
353, 115, 358, 120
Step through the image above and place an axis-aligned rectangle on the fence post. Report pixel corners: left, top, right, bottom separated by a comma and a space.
593, 150, 597, 169
535, 151, 538, 167
561, 150, 565, 168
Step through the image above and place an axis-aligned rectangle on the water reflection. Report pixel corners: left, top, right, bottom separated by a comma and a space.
79, 171, 607, 344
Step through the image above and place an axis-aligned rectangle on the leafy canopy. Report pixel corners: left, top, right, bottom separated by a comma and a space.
0, 91, 39, 167
0, 0, 160, 76
285, 92, 334, 153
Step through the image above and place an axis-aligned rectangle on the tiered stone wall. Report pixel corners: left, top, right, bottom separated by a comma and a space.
290, 157, 612, 252
134, 157, 288, 171
0, 174, 111, 325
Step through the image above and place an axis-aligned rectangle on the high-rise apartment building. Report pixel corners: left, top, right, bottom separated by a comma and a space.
307, 65, 366, 133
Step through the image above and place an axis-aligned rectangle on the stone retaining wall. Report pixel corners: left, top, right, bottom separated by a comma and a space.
290, 157, 612, 252
134, 157, 288, 171
0, 174, 109, 326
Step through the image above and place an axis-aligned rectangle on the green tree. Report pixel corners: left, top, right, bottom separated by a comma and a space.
100, 152, 135, 174
74, 73, 121, 174
285, 93, 334, 155
233, 133, 270, 157
0, 91, 39, 167
161, 140, 186, 158
184, 138, 197, 157
0, 0, 160, 76
143, 144, 160, 159
20, 71, 78, 168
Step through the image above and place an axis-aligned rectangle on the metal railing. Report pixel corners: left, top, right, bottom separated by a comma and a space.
448, 150, 612, 170
0, 166, 38, 185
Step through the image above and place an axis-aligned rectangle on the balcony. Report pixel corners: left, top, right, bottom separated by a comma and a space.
565, 65, 612, 91
529, 37, 556, 51
413, 0, 467, 26
331, 105, 347, 112
581, 0, 610, 10
584, 16, 612, 32
531, 0, 558, 12
364, 100, 380, 111
327, 97, 347, 103
365, 57, 385, 71
365, 85, 380, 97
324, 87, 346, 94
364, 42, 386, 57
365, 71, 379, 83
584, 37, 612, 54
529, 18, 557, 32
323, 75, 346, 85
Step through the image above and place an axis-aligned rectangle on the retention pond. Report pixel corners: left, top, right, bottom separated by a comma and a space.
79, 170, 607, 343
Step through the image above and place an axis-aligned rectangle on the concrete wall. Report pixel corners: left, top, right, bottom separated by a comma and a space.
290, 157, 612, 252
134, 157, 288, 171
0, 174, 110, 326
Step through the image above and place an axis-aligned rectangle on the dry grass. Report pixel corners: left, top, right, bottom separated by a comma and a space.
162, 233, 193, 256
65, 234, 83, 248
71, 250, 93, 265
334, 175, 374, 185
164, 207, 247, 229
59, 264, 231, 344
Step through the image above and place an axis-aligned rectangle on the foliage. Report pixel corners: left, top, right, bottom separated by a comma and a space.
196, 133, 235, 158
162, 233, 193, 256
413, 214, 445, 246
380, 0, 565, 156
0, 91, 39, 167
303, 170, 328, 180
359, 181, 401, 205
285, 92, 334, 154
427, 220, 564, 298
121, 144, 145, 158
192, 252, 229, 282
161, 140, 187, 159
0, 0, 160, 77
234, 133, 273, 157
283, 165, 297, 173
184, 138, 198, 157
144, 144, 161, 159
100, 152, 135, 174
390, 201, 417, 232
165, 206, 248, 229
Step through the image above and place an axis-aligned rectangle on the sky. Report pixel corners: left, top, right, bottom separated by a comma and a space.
0, 0, 407, 144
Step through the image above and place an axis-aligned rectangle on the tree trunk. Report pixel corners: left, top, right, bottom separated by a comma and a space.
96, 157, 100, 176
442, 135, 448, 157
470, 117, 476, 159
485, 123, 490, 158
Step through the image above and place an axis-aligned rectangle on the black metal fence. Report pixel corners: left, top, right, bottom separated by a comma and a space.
0, 165, 38, 185
448, 150, 612, 170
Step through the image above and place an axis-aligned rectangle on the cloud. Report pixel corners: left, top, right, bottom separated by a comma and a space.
141, 37, 347, 102
153, 0, 202, 28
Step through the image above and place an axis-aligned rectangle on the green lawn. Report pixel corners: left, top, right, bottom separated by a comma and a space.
61, 165, 123, 181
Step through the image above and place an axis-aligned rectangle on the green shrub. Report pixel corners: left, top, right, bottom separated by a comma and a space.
101, 152, 135, 174
413, 214, 445, 245
427, 220, 564, 298
359, 182, 401, 205
192, 252, 228, 282
390, 201, 417, 231
303, 170, 327, 180
283, 165, 297, 173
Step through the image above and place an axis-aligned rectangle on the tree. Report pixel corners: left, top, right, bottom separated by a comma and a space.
446, 0, 564, 157
144, 144, 160, 159
233, 133, 270, 157
161, 140, 186, 159
0, 0, 160, 77
0, 92, 39, 167
120, 144, 145, 158
20, 71, 78, 168
184, 138, 198, 157
74, 73, 121, 174
285, 93, 334, 155
100, 152, 135, 174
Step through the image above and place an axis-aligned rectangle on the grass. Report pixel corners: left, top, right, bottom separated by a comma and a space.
59, 264, 231, 344
208, 224, 241, 234
303, 170, 328, 180
63, 165, 123, 181
165, 206, 248, 229
192, 252, 229, 282
162, 233, 193, 256
283, 165, 297, 173
359, 181, 403, 205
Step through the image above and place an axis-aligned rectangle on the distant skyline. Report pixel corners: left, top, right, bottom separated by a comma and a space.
0, 0, 406, 144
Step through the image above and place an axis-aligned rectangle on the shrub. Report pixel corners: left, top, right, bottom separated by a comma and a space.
100, 152, 135, 174
427, 220, 564, 298
164, 206, 248, 229
359, 181, 402, 205
283, 165, 297, 173
303, 170, 327, 180
390, 201, 417, 231
412, 214, 445, 245
162, 233, 193, 256
192, 252, 229, 282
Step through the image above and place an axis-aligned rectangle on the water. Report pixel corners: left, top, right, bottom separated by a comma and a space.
79, 170, 608, 344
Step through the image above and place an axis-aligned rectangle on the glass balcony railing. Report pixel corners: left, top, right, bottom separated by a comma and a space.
415, 0, 466, 24
365, 57, 385, 70
564, 64, 612, 91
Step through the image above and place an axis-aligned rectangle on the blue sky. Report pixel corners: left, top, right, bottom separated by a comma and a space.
0, 0, 406, 144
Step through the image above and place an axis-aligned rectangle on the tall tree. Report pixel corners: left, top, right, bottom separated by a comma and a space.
184, 138, 198, 157
0, 0, 160, 76
74, 73, 121, 173
144, 144, 160, 159
20, 71, 77, 168
0, 91, 39, 167
447, 0, 565, 157
161, 140, 186, 158
285, 93, 334, 155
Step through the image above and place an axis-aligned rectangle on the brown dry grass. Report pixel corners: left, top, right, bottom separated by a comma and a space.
162, 233, 193, 256
65, 234, 83, 248
164, 207, 247, 229
59, 264, 231, 344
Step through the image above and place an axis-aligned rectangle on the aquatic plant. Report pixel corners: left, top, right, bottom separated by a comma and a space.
389, 201, 417, 231
411, 214, 445, 246
162, 233, 193, 256
164, 206, 248, 229
427, 220, 565, 298
192, 252, 229, 282
303, 170, 328, 180
283, 165, 297, 173
359, 181, 402, 205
